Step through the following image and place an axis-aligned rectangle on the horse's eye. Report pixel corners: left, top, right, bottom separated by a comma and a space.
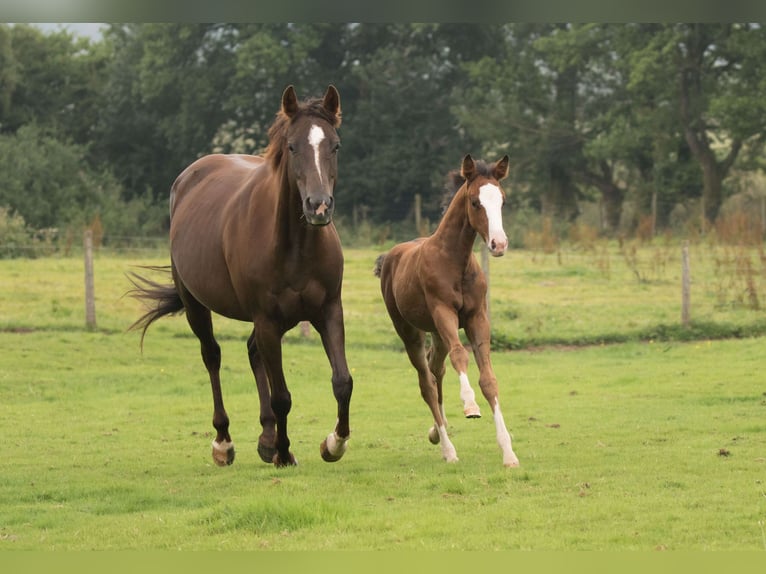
332, 142, 341, 154
288, 143, 296, 153
471, 198, 481, 209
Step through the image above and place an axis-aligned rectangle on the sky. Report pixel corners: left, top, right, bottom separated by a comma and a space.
32, 22, 105, 39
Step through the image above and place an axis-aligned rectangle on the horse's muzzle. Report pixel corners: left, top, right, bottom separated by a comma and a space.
304, 196, 334, 226
489, 237, 508, 257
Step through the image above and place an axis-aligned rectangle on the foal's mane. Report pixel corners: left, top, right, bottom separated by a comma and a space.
440, 159, 494, 214
263, 97, 342, 169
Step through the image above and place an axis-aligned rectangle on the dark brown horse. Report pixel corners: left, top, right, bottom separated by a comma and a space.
374, 154, 519, 467
129, 85, 352, 467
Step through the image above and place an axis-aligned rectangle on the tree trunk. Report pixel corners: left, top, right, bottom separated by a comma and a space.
541, 168, 580, 222
677, 26, 742, 224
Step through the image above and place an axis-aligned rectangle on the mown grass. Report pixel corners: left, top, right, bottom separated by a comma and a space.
1, 243, 765, 550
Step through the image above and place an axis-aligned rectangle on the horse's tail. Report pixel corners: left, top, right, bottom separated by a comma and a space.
373, 253, 386, 278
125, 266, 185, 350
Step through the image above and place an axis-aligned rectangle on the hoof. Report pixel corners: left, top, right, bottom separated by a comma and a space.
428, 426, 440, 445
257, 441, 277, 464
272, 451, 298, 467
503, 454, 520, 468
211, 440, 235, 466
320, 433, 348, 462
464, 405, 482, 418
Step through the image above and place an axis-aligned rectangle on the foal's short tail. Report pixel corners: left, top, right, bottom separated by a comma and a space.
125, 266, 185, 350
373, 254, 386, 278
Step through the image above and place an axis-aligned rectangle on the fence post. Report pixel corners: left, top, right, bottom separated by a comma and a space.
414, 193, 422, 236
84, 229, 97, 330
481, 243, 490, 321
681, 241, 690, 327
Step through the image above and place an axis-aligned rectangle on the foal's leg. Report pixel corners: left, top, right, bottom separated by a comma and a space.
178, 284, 234, 466
427, 333, 449, 441
314, 299, 354, 462
396, 321, 457, 462
247, 330, 277, 463
252, 317, 296, 467
465, 313, 519, 468
430, 306, 482, 418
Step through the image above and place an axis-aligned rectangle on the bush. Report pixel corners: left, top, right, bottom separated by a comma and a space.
0, 207, 45, 258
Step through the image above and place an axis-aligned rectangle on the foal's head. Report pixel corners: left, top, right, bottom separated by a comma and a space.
460, 154, 510, 257
267, 85, 342, 226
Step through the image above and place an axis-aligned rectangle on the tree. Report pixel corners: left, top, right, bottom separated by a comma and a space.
0, 24, 106, 145
94, 24, 239, 203
456, 24, 585, 223
341, 24, 494, 226
0, 125, 114, 229
629, 23, 766, 223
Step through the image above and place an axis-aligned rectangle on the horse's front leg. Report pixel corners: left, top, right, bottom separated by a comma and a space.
466, 315, 519, 468
431, 306, 481, 418
314, 299, 353, 462
252, 317, 296, 467
247, 330, 277, 464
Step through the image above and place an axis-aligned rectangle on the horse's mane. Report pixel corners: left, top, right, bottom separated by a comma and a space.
263, 97, 342, 169
440, 159, 493, 214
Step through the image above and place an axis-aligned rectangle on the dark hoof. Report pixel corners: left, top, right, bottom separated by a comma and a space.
272, 451, 298, 467
257, 441, 277, 464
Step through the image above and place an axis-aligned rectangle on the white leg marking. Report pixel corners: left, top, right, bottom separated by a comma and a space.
439, 403, 448, 428
308, 124, 326, 184
492, 399, 519, 467
212, 439, 233, 453
479, 183, 508, 255
435, 424, 458, 462
324, 431, 348, 458
459, 372, 481, 417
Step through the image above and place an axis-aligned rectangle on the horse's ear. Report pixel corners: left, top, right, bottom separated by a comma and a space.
323, 85, 342, 127
282, 85, 299, 118
494, 155, 510, 181
460, 154, 476, 180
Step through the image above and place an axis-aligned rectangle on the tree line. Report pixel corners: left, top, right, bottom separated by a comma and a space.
1, 23, 765, 250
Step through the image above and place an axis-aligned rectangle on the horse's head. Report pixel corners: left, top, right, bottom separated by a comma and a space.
461, 154, 510, 257
280, 85, 342, 226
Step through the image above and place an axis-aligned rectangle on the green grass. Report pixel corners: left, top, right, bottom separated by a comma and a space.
1, 244, 765, 550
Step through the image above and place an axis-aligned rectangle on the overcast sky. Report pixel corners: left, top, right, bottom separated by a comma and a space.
32, 23, 105, 39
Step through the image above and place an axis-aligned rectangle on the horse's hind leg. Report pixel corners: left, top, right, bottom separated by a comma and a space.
177, 280, 235, 466
427, 333, 449, 430
397, 323, 458, 462
251, 317, 296, 467
247, 330, 277, 463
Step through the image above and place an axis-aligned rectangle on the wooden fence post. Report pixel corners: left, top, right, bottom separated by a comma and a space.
681, 241, 690, 327
414, 193, 422, 236
481, 244, 490, 321
84, 229, 97, 330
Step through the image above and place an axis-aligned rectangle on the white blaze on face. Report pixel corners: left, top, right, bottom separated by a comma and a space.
479, 183, 507, 253
308, 124, 326, 184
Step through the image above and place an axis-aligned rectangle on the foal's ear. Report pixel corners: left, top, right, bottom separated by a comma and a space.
323, 85, 342, 127
282, 85, 299, 118
460, 154, 476, 180
493, 155, 510, 181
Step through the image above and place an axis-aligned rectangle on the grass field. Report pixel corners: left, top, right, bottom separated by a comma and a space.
1, 243, 765, 550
